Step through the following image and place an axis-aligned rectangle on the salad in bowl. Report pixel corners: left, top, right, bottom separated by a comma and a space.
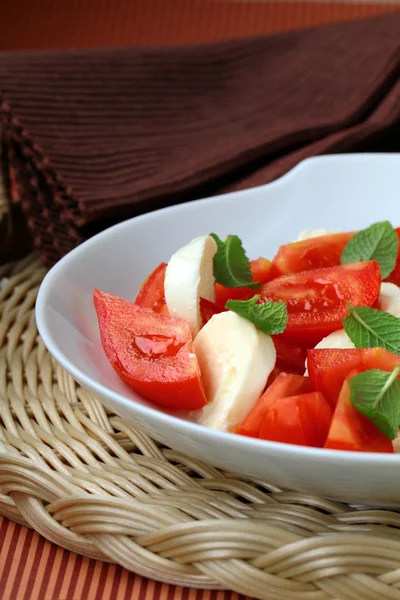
94, 221, 400, 454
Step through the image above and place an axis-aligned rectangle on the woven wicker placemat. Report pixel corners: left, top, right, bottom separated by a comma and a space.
1, 256, 400, 599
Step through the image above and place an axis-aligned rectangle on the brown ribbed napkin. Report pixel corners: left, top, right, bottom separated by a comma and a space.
0, 12, 400, 266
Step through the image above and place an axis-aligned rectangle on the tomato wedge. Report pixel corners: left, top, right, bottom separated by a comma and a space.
308, 347, 400, 409
94, 290, 206, 410
199, 297, 226, 325
134, 263, 169, 315
271, 227, 400, 278
250, 257, 276, 284
259, 391, 332, 447
271, 232, 354, 276
215, 257, 275, 307
308, 349, 361, 408
324, 373, 393, 452
265, 365, 284, 387
272, 338, 307, 374
238, 373, 313, 438
260, 261, 381, 346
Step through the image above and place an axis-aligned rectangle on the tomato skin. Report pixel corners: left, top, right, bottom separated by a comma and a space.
250, 257, 276, 284
215, 284, 254, 307
272, 227, 400, 278
200, 297, 226, 325
308, 347, 400, 409
324, 373, 393, 452
260, 261, 381, 346
308, 349, 363, 408
271, 232, 355, 276
215, 257, 275, 307
298, 392, 333, 447
134, 263, 169, 315
238, 373, 313, 438
259, 391, 332, 447
272, 338, 307, 374
265, 365, 284, 387
363, 347, 400, 371
94, 289, 207, 410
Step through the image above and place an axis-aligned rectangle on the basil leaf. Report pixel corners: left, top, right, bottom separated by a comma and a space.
349, 367, 400, 439
341, 221, 398, 278
210, 233, 259, 289
226, 295, 288, 334
343, 304, 400, 355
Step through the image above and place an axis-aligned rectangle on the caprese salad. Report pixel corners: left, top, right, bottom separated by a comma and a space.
94, 221, 400, 453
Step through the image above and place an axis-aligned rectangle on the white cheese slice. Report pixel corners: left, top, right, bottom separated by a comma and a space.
313, 329, 355, 351
164, 235, 217, 337
193, 311, 276, 431
378, 282, 400, 318
296, 229, 339, 242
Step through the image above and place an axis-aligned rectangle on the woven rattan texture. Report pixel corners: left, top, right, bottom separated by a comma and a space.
1, 257, 400, 600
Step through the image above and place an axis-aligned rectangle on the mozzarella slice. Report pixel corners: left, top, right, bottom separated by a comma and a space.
313, 329, 355, 351
164, 235, 217, 337
378, 282, 400, 318
193, 311, 276, 431
296, 229, 339, 242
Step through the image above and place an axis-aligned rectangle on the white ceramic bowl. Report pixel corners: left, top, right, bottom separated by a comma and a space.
36, 154, 400, 507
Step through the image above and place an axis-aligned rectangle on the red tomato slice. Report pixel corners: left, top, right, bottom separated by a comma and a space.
259, 391, 332, 447
308, 347, 400, 409
94, 290, 206, 410
260, 261, 381, 346
265, 365, 284, 387
324, 373, 393, 452
384, 227, 400, 286
199, 297, 226, 325
134, 263, 169, 316
250, 257, 276, 285
215, 284, 255, 307
272, 338, 307, 374
308, 349, 363, 408
362, 347, 400, 371
271, 232, 355, 276
215, 257, 275, 307
238, 372, 313, 438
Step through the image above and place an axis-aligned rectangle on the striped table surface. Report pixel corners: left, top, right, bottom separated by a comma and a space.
0, 516, 249, 600
1, 1, 400, 599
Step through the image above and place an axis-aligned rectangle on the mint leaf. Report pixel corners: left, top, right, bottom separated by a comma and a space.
341, 221, 398, 278
210, 233, 259, 289
349, 367, 400, 439
226, 295, 288, 334
343, 305, 400, 355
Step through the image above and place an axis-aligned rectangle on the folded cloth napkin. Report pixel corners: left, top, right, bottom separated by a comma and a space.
0, 12, 399, 266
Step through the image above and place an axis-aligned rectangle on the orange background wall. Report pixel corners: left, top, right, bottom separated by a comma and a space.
0, 0, 397, 50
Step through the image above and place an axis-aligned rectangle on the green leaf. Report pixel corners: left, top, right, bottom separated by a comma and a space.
341, 220, 398, 278
226, 295, 288, 334
349, 367, 400, 439
210, 233, 259, 289
343, 304, 400, 355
